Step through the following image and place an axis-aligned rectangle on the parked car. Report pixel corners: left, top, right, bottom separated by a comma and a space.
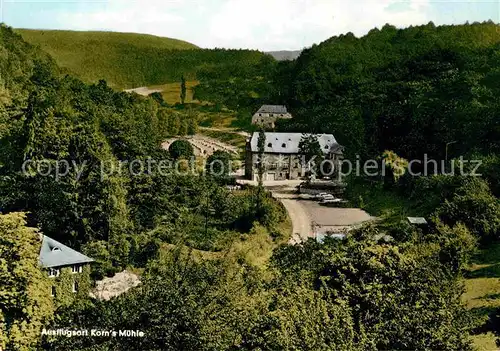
320, 198, 341, 204
321, 199, 349, 207
319, 194, 335, 201
314, 192, 332, 200
298, 193, 315, 200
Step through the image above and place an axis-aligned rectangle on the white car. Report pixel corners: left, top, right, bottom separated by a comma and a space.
321, 198, 341, 203
320, 194, 335, 200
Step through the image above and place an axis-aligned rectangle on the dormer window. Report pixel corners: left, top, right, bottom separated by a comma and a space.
52, 247, 61, 252
324, 145, 329, 149
267, 143, 272, 147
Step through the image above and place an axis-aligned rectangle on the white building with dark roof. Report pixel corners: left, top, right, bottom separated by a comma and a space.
251, 105, 292, 129
245, 132, 343, 181
38, 235, 94, 300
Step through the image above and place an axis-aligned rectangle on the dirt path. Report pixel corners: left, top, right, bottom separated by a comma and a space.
281, 198, 313, 244
199, 126, 250, 138
271, 191, 313, 244
124, 87, 162, 96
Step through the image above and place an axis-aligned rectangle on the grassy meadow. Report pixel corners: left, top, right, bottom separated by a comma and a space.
464, 243, 500, 350
16, 29, 198, 88
16, 29, 270, 89
148, 80, 200, 104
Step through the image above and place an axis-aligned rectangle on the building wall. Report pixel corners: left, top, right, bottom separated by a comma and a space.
245, 151, 343, 181
251, 112, 292, 129
246, 152, 303, 180
47, 264, 92, 307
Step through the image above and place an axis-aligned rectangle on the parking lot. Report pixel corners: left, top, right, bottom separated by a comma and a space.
270, 187, 374, 244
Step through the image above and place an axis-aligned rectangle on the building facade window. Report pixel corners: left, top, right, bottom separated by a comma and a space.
51, 286, 56, 297
72, 265, 83, 274
72, 281, 78, 293
48, 268, 60, 278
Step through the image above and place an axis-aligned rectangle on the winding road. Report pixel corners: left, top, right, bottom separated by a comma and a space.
267, 185, 374, 245
279, 197, 313, 244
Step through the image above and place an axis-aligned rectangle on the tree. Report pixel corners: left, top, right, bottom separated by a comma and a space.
178, 119, 188, 136
0, 212, 54, 351
298, 134, 323, 178
168, 113, 180, 136
436, 177, 500, 242
206, 150, 231, 181
257, 128, 266, 186
169, 139, 194, 160
271, 234, 474, 350
187, 117, 198, 135
180, 75, 187, 105
43, 248, 267, 350
381, 150, 408, 187
42, 248, 359, 351
429, 219, 477, 273
149, 91, 164, 105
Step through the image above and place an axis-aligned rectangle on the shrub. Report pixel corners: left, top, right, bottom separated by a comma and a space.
436, 177, 500, 242
169, 139, 194, 160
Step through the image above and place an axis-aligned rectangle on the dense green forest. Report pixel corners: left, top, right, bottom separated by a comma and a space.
276, 21, 500, 160
2, 21, 500, 350
0, 24, 290, 349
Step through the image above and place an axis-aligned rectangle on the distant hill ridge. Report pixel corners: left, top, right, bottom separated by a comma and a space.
266, 50, 302, 61
15, 29, 269, 89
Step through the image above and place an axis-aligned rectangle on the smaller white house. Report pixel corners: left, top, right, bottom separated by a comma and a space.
251, 105, 292, 129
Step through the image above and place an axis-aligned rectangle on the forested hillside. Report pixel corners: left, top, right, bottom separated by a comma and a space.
0, 24, 291, 349
2, 21, 500, 350
16, 29, 272, 89
267, 21, 500, 349
276, 21, 500, 161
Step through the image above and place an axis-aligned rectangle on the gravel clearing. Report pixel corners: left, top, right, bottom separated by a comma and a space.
90, 270, 141, 301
